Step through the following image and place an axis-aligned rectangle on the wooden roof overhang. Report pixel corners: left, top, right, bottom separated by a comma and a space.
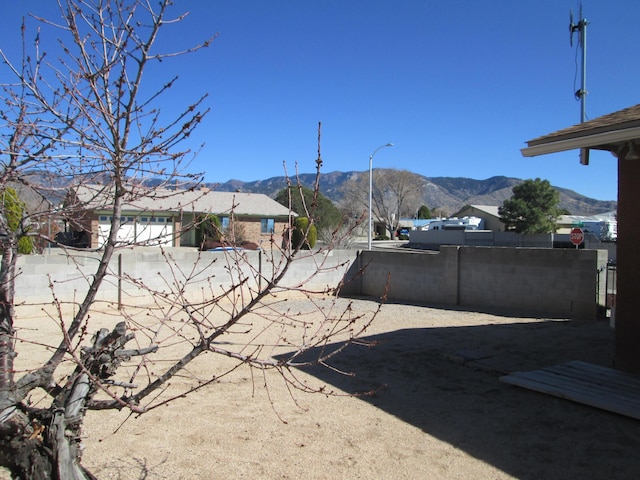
521, 104, 640, 159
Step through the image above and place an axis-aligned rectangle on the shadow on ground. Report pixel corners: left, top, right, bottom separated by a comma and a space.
279, 318, 640, 479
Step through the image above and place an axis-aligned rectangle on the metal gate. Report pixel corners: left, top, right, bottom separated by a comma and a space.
606, 264, 617, 308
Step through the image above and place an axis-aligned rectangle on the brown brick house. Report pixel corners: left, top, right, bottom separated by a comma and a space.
65, 184, 295, 249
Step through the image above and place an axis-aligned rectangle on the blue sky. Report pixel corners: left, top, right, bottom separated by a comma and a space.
2, 1, 638, 201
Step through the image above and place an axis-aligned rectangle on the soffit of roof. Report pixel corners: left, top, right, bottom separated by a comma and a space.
521, 104, 640, 157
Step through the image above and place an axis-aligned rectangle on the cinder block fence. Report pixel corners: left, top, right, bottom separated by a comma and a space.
340, 246, 609, 320
15, 246, 608, 320
14, 248, 358, 308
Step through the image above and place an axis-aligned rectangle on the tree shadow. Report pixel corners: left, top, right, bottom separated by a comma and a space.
279, 318, 640, 479
87, 455, 168, 480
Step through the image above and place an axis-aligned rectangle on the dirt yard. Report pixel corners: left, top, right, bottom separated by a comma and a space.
8, 297, 640, 479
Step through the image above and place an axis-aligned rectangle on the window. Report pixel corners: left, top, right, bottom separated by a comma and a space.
260, 218, 275, 234
221, 217, 230, 229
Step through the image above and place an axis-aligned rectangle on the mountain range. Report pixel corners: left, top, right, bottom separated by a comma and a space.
208, 171, 617, 217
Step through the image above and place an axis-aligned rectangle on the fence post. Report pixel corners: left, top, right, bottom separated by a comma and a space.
118, 254, 122, 310
258, 250, 262, 291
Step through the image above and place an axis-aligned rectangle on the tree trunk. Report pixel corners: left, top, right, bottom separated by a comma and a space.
0, 323, 137, 479
0, 407, 56, 479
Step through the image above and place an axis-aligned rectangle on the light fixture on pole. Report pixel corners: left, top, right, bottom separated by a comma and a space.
368, 143, 393, 250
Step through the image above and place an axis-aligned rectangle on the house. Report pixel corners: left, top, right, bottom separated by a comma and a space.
65, 184, 295, 249
453, 205, 504, 231
521, 103, 640, 373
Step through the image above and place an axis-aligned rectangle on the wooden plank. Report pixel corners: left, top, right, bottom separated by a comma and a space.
501, 373, 640, 419
501, 363, 640, 418
551, 362, 640, 397
543, 363, 640, 399
503, 364, 640, 411
509, 370, 640, 412
557, 361, 640, 388
500, 361, 640, 421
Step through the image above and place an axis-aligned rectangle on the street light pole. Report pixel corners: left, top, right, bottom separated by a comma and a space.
368, 143, 393, 250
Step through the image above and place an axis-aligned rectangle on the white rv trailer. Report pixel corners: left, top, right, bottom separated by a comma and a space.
422, 216, 484, 231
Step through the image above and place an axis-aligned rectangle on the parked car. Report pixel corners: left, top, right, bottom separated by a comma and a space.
397, 228, 410, 240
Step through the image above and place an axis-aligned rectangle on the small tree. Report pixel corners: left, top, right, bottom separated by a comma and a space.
0, 3, 378, 478
417, 205, 432, 219
196, 213, 222, 246
1, 187, 34, 254
340, 168, 423, 238
498, 178, 561, 234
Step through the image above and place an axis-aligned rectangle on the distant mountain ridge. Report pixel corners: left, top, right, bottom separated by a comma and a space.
209, 171, 616, 217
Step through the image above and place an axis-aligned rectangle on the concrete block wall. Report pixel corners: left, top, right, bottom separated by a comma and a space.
345, 249, 458, 305
15, 251, 104, 304
14, 248, 358, 307
275, 249, 356, 292
352, 246, 608, 320
14, 246, 607, 320
457, 247, 607, 319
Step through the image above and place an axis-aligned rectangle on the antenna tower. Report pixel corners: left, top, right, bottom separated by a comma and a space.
570, 4, 589, 164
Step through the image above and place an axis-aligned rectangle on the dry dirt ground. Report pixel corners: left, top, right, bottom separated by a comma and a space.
7, 297, 640, 479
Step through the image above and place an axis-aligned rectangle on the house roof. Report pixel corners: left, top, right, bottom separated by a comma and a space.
521, 104, 640, 157
9, 182, 52, 214
456, 205, 501, 218
70, 184, 294, 217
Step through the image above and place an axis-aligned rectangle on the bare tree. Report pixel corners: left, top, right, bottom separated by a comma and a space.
341, 168, 423, 239
0, 2, 378, 478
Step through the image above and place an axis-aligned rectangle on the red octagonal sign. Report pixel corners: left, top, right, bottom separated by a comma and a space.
570, 227, 584, 246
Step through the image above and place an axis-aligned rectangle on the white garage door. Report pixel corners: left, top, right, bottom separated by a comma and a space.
98, 215, 173, 247
136, 216, 173, 246
98, 215, 135, 247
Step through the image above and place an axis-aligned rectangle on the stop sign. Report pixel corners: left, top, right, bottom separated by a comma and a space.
570, 227, 584, 246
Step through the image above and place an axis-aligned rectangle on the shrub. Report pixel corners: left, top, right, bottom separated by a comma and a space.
291, 217, 317, 249
17, 236, 34, 254
1, 187, 34, 254
196, 214, 221, 246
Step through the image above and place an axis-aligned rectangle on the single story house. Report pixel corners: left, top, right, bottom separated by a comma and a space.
453, 205, 504, 231
64, 184, 295, 249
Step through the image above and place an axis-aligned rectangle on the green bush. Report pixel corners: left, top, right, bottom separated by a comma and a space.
1, 187, 34, 254
196, 214, 222, 245
373, 235, 390, 241
291, 217, 317, 249
17, 236, 34, 254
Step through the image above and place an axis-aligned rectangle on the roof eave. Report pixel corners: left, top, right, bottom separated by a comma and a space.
521, 126, 640, 157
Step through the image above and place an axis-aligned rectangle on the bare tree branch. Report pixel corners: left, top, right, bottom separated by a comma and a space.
0, 2, 380, 477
